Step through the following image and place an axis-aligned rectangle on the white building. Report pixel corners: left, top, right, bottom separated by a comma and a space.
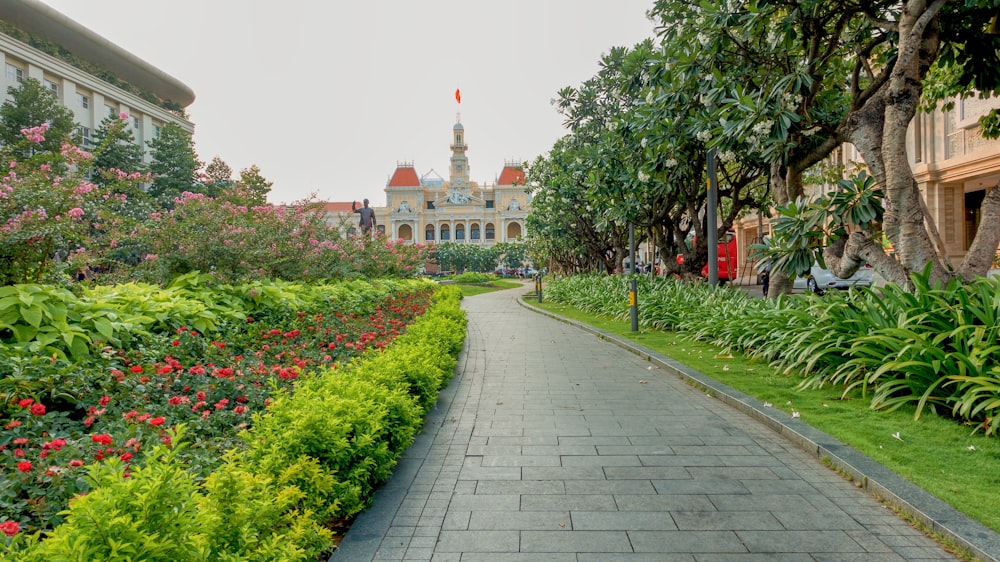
0, 0, 194, 157
380, 117, 530, 245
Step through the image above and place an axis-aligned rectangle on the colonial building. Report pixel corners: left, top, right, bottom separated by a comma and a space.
378, 117, 530, 245
0, 0, 194, 157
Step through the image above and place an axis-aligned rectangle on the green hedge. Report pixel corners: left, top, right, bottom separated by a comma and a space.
3, 285, 467, 561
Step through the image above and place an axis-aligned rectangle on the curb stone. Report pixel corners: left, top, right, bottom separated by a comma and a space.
518, 295, 1000, 562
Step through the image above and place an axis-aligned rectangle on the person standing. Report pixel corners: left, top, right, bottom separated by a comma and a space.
352, 198, 377, 237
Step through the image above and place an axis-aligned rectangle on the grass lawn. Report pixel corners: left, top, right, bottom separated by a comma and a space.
455, 279, 525, 297
529, 299, 1000, 537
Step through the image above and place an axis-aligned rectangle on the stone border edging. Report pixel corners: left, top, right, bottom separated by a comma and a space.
518, 296, 1000, 562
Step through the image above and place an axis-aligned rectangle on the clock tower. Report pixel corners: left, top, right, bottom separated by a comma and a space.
447, 116, 472, 204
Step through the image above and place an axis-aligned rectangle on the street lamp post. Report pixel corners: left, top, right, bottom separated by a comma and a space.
706, 149, 719, 285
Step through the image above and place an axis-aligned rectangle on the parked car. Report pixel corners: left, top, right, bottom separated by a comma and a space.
793, 263, 874, 293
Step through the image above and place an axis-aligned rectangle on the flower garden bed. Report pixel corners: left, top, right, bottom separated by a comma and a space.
1, 277, 466, 560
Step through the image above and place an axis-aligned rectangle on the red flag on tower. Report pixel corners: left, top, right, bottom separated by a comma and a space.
455, 88, 461, 103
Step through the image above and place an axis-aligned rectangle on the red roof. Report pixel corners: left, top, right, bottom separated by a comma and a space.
388, 165, 421, 188
498, 165, 525, 186
319, 202, 354, 213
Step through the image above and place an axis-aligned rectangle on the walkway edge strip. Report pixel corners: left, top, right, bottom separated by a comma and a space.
518, 295, 1000, 562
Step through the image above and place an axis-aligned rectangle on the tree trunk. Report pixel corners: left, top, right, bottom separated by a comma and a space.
766, 160, 802, 298
881, 1, 952, 285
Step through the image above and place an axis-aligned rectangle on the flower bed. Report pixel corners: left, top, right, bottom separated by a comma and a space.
1, 279, 466, 560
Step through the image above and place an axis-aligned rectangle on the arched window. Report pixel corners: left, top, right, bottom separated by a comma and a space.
455, 223, 466, 241
376, 224, 386, 236
440, 224, 451, 241
506, 222, 522, 240
425, 225, 435, 241
398, 224, 413, 241
470, 223, 481, 240
485, 223, 495, 241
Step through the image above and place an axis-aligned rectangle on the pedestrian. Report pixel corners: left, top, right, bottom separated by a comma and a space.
352, 198, 377, 237
758, 260, 771, 297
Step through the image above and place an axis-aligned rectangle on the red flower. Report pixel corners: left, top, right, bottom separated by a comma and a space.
129, 365, 143, 373
12, 438, 28, 446
120, 452, 133, 463
4, 420, 21, 429
17, 461, 32, 472
149, 417, 165, 426
69, 459, 84, 467
99, 395, 111, 406
17, 398, 33, 408
30, 403, 46, 416
0, 521, 19, 537
91, 434, 113, 446
171, 340, 180, 347
43, 438, 66, 451
233, 405, 246, 415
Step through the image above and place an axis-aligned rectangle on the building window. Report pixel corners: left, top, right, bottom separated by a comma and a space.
485, 223, 495, 240
77, 126, 93, 148
485, 200, 494, 209
5, 64, 23, 83
153, 125, 161, 138
133, 116, 140, 129
425, 225, 435, 241
456, 224, 465, 240
470, 224, 480, 240
106, 105, 116, 117
426, 201, 435, 210
440, 224, 451, 241
44, 79, 58, 94
78, 93, 89, 109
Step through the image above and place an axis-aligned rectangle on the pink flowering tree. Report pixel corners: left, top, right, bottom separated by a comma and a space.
0, 119, 148, 285
131, 192, 427, 283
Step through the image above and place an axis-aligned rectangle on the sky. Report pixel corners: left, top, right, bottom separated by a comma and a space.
38, 1, 658, 206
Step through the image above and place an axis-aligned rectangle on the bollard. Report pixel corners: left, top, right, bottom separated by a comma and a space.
535, 273, 543, 302
629, 277, 638, 332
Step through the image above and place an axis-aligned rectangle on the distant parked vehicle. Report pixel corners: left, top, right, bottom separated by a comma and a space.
793, 263, 874, 293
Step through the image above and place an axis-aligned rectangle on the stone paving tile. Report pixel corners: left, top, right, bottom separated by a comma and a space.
330, 287, 961, 561
467, 510, 570, 531
519, 530, 633, 553
628, 530, 748, 553
571, 510, 679, 531
434, 531, 519, 553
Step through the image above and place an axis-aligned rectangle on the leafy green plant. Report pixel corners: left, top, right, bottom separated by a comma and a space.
545, 272, 1000, 433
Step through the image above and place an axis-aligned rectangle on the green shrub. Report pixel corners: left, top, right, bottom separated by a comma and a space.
16, 428, 207, 562
546, 272, 1000, 433
244, 372, 421, 521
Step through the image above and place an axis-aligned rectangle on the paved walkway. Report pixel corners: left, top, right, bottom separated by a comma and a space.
332, 286, 960, 561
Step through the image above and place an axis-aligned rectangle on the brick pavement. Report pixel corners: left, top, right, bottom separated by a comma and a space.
332, 285, 969, 561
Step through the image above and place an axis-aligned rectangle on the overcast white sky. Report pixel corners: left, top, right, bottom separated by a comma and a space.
39, 1, 657, 205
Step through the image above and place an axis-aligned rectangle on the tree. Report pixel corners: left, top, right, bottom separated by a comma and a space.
204, 156, 233, 185
147, 122, 201, 206
91, 113, 146, 184
647, 1, 1000, 294
235, 164, 273, 206
0, 78, 75, 158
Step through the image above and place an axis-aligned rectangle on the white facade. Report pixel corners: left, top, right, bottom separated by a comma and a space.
0, 0, 193, 158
